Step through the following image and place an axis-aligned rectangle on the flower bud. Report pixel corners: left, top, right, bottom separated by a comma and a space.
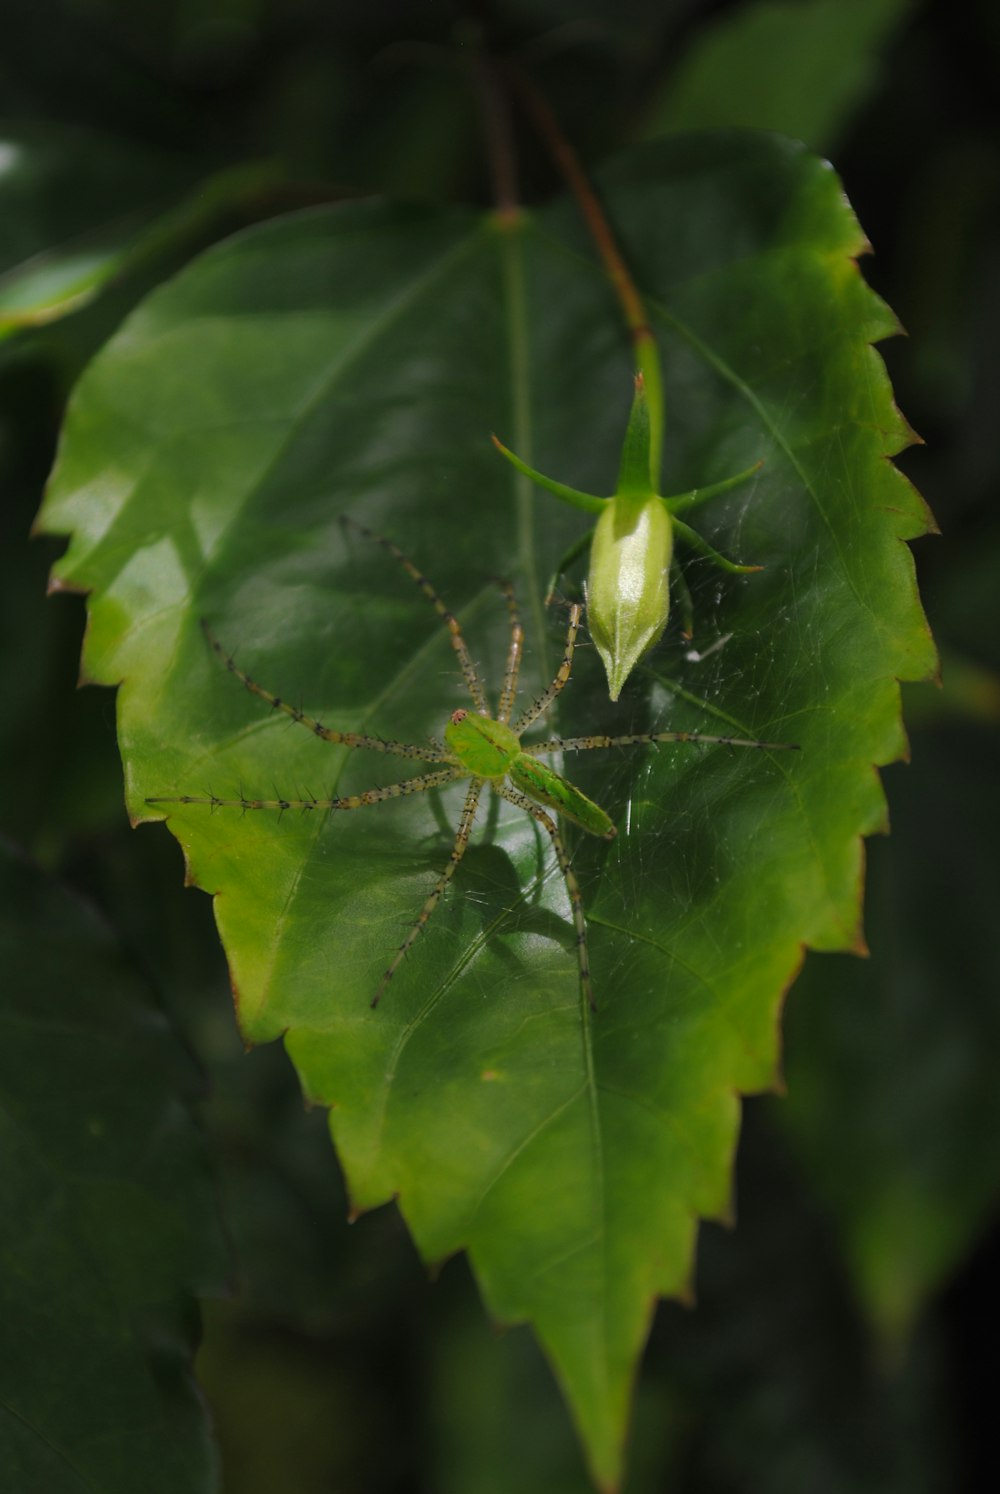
587, 492, 673, 701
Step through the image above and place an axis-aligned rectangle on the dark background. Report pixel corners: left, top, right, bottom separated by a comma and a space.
1, 1, 997, 1489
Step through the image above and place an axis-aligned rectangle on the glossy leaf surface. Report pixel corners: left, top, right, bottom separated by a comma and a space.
37, 135, 935, 1486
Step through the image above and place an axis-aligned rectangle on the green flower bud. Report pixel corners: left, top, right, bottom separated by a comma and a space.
492, 369, 761, 701
588, 492, 673, 701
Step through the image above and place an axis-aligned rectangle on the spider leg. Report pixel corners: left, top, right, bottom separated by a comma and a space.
341, 516, 489, 715
544, 527, 592, 608
495, 578, 524, 725
371, 777, 484, 1008
513, 602, 582, 735
525, 730, 799, 755
496, 781, 596, 1012
202, 622, 447, 762
146, 767, 464, 812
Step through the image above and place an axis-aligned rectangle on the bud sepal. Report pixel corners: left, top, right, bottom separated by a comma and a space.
492, 373, 762, 698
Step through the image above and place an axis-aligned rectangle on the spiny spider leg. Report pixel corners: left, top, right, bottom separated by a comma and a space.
525, 730, 800, 756
495, 782, 596, 1012
201, 621, 449, 763
372, 778, 484, 1009
146, 767, 465, 813
151, 520, 799, 1013
496, 579, 524, 725
341, 515, 489, 716
513, 602, 583, 735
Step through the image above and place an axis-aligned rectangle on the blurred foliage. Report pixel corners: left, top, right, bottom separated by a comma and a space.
0, 840, 227, 1493
642, 0, 916, 152
0, 0, 997, 1490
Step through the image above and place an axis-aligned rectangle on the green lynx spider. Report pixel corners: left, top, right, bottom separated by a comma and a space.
148, 519, 797, 1010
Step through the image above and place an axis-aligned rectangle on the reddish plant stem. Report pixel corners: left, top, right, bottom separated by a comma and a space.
505, 64, 664, 475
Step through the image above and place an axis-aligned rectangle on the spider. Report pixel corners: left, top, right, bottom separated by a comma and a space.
147, 518, 796, 1009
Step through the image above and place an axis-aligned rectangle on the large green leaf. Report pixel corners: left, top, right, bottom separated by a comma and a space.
37, 134, 934, 1487
0, 839, 225, 1491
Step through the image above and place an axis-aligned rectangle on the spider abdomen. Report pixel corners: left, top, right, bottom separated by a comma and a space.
508, 752, 616, 841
